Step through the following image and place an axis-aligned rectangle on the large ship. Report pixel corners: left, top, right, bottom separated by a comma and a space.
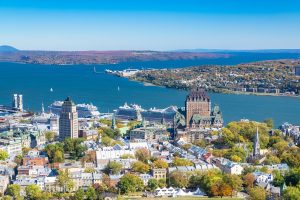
105, 68, 140, 77
115, 103, 178, 123
48, 101, 100, 118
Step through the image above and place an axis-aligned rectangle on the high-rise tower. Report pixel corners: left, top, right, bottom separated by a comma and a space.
12, 94, 23, 111
59, 97, 78, 140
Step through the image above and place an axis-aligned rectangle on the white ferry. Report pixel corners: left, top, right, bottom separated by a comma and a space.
49, 101, 100, 118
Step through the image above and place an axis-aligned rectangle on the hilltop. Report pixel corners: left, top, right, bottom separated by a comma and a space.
0, 45, 19, 52
129, 59, 300, 96
0, 49, 229, 65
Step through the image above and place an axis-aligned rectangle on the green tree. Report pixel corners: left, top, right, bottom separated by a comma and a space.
158, 179, 166, 188
7, 184, 21, 199
135, 148, 150, 163
117, 173, 144, 194
281, 147, 300, 168
263, 118, 274, 128
224, 147, 247, 162
264, 154, 281, 165
153, 159, 168, 169
105, 161, 123, 175
200, 170, 223, 196
54, 149, 64, 163
193, 139, 206, 148
131, 161, 150, 173
44, 143, 64, 163
45, 131, 55, 142
243, 173, 255, 189
272, 170, 284, 187
74, 188, 85, 200
84, 168, 96, 173
22, 147, 31, 155
169, 171, 189, 188
2, 196, 13, 200
56, 169, 74, 192
0, 149, 9, 160
99, 119, 112, 126
147, 179, 159, 191
273, 140, 288, 154
182, 143, 192, 151
101, 136, 113, 146
86, 186, 97, 200
230, 155, 242, 162
283, 186, 300, 200
63, 138, 86, 160
100, 127, 121, 139
248, 186, 266, 200
120, 154, 134, 159
285, 168, 300, 186
189, 174, 203, 189
25, 184, 42, 200
172, 157, 193, 166
14, 155, 23, 166
223, 174, 243, 197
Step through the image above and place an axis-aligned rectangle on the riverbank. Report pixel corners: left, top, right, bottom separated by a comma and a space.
126, 59, 300, 99
127, 78, 300, 98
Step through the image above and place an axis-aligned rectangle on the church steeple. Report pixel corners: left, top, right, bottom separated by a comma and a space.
253, 127, 260, 156
111, 112, 116, 130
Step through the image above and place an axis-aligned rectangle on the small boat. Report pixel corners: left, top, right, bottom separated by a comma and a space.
94, 66, 103, 74
117, 86, 120, 91
50, 88, 53, 92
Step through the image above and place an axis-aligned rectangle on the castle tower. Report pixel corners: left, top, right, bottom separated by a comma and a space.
59, 97, 78, 140
185, 88, 211, 128
253, 127, 260, 157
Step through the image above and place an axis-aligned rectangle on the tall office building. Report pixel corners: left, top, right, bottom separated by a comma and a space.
295, 66, 300, 76
59, 97, 78, 140
12, 94, 23, 111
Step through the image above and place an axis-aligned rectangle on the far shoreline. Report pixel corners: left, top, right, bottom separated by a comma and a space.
127, 78, 300, 99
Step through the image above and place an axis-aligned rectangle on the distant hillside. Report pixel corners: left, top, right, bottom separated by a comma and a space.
0, 50, 230, 65
173, 49, 300, 53
0, 45, 19, 52
0, 47, 299, 65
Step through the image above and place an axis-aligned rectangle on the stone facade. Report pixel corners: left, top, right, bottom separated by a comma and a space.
185, 88, 211, 128
59, 97, 78, 140
185, 88, 223, 129
152, 168, 167, 180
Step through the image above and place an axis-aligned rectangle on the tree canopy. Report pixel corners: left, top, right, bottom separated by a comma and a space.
117, 173, 144, 194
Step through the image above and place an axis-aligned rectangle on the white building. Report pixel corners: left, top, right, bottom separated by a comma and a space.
213, 158, 244, 175
0, 175, 9, 194
252, 171, 274, 184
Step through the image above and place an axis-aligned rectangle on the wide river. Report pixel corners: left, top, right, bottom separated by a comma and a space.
0, 52, 300, 127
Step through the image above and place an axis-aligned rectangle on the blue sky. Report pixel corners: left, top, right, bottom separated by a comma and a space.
1, 0, 300, 50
